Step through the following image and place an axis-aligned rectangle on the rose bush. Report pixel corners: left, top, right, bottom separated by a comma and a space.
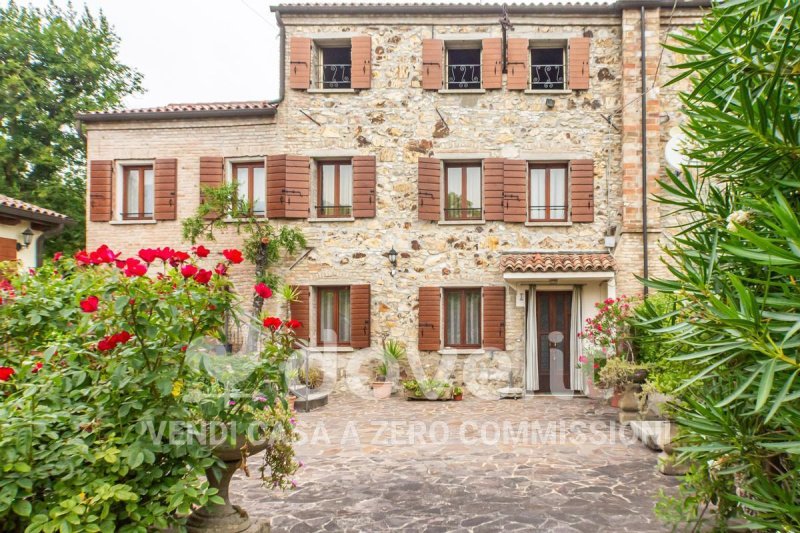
0, 244, 299, 532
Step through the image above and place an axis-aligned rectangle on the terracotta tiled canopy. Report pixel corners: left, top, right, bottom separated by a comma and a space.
500, 253, 615, 273
0, 194, 70, 221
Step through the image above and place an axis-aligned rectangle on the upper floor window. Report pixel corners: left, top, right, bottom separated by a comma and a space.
446, 45, 482, 90
445, 163, 482, 220
444, 288, 481, 348
529, 163, 567, 222
318, 286, 351, 345
232, 161, 266, 217
316, 44, 351, 89
122, 165, 154, 220
530, 47, 566, 91
317, 160, 353, 218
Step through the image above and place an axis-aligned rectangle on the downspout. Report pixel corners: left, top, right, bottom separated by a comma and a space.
640, 6, 649, 296
34, 223, 66, 267
269, 12, 286, 106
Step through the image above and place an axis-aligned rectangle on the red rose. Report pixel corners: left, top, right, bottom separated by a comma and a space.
262, 317, 282, 330
194, 245, 210, 258
169, 251, 191, 266
194, 269, 212, 284
125, 263, 148, 277
74, 250, 91, 265
97, 337, 114, 351
138, 248, 158, 263
222, 249, 244, 264
155, 247, 175, 262
181, 264, 198, 278
254, 283, 272, 299
53, 252, 63, 261
112, 331, 132, 344
214, 263, 228, 276
89, 244, 118, 265
285, 319, 302, 329
80, 295, 99, 313
0, 367, 15, 381
31, 362, 43, 374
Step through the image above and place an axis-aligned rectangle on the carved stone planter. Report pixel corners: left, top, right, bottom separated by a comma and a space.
186, 436, 270, 533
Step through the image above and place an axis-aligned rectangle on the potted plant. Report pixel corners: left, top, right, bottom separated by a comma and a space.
453, 386, 463, 401
372, 339, 406, 399
598, 357, 647, 408
402, 378, 453, 400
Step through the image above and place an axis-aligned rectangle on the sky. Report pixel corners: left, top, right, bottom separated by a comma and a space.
8, 0, 582, 109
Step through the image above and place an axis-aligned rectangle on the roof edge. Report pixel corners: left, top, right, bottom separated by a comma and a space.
0, 204, 73, 226
271, 1, 711, 16
76, 107, 277, 123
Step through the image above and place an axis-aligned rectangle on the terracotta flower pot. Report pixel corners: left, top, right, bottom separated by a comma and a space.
372, 381, 392, 399
287, 394, 296, 412
610, 389, 622, 408
454, 393, 463, 401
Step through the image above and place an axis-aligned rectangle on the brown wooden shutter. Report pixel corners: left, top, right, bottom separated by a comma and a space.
0, 237, 17, 262
350, 284, 371, 348
482, 286, 506, 351
153, 158, 177, 221
483, 158, 504, 221
199, 157, 224, 220
289, 37, 312, 90
503, 159, 527, 222
290, 285, 310, 342
422, 39, 444, 90
570, 159, 594, 222
89, 160, 113, 222
350, 36, 372, 89
352, 156, 376, 218
267, 155, 309, 219
418, 287, 441, 351
418, 157, 441, 221
506, 38, 530, 90
482, 38, 502, 89
568, 37, 591, 90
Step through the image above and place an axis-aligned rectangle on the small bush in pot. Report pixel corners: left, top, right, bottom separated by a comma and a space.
372, 339, 406, 399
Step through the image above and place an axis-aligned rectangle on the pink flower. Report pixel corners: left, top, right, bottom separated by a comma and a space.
193, 269, 212, 284
254, 283, 272, 299
579, 355, 588, 364
80, 295, 99, 313
262, 317, 282, 330
194, 245, 210, 258
181, 264, 198, 278
214, 263, 228, 276
53, 252, 63, 261
222, 249, 244, 264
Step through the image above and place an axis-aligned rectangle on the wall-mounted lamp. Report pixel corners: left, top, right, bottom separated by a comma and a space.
16, 228, 34, 251
387, 246, 398, 277
545, 98, 555, 109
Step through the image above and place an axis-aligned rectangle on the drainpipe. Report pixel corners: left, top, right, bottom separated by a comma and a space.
640, 6, 649, 296
34, 223, 66, 267
269, 12, 286, 106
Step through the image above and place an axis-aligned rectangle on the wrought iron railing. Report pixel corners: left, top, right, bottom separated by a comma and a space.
531, 64, 565, 90
529, 205, 567, 221
444, 207, 482, 220
321, 64, 351, 89
315, 205, 352, 218
448, 64, 482, 89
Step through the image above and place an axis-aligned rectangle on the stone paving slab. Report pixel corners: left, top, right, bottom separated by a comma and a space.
230, 393, 677, 532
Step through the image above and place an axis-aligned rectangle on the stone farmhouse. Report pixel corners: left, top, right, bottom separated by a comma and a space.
78, 1, 708, 395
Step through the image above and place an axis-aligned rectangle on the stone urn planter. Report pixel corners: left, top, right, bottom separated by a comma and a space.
372, 380, 392, 399
186, 436, 270, 533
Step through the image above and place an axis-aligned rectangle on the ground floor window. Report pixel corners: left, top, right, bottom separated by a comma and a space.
317, 286, 351, 345
444, 288, 481, 347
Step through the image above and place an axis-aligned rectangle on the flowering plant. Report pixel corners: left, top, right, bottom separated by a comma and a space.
578, 297, 635, 384
0, 244, 299, 530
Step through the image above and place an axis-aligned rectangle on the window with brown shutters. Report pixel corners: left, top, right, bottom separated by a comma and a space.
570, 159, 594, 222
482, 286, 506, 351
350, 36, 372, 90
443, 288, 481, 348
422, 39, 444, 90
568, 37, 591, 91
317, 286, 351, 345
418, 287, 441, 351
529, 163, 568, 222
89, 160, 113, 222
503, 159, 527, 222
290, 285, 310, 342
289, 37, 312, 90
316, 160, 353, 219
444, 162, 482, 220
506, 38, 529, 90
483, 158, 504, 221
417, 157, 441, 221
482, 38, 502, 89
232, 161, 267, 218
352, 156, 376, 218
350, 284, 371, 348
267, 155, 310, 219
121, 165, 154, 221
199, 157, 224, 220
154, 158, 177, 221
531, 46, 566, 91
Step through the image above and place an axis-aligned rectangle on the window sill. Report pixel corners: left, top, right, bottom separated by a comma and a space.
307, 88, 356, 94
308, 346, 355, 353
439, 348, 485, 355
524, 89, 572, 95
222, 217, 268, 223
438, 219, 485, 226
525, 221, 573, 227
110, 220, 157, 226
309, 217, 355, 223
438, 89, 486, 94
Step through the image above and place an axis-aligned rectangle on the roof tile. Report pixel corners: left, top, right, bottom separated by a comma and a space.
501, 253, 615, 273
80, 100, 276, 117
0, 194, 70, 221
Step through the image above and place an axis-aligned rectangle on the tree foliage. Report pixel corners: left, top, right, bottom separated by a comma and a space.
638, 0, 800, 529
0, 1, 142, 254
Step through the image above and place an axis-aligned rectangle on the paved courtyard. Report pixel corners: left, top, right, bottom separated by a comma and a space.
231, 393, 677, 532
